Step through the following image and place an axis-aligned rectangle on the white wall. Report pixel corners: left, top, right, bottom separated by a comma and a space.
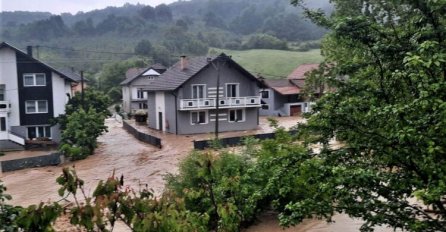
122, 86, 130, 112
0, 47, 20, 127
52, 72, 70, 117
131, 86, 147, 99
155, 91, 165, 131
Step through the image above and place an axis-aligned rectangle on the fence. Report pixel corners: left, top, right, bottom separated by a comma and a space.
193, 130, 297, 150
1, 152, 62, 173
122, 121, 162, 148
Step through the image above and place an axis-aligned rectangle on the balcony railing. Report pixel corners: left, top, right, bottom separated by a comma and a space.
180, 96, 261, 110
0, 100, 10, 112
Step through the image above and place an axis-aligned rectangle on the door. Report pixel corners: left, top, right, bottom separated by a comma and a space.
158, 112, 163, 131
0, 116, 7, 140
290, 105, 302, 116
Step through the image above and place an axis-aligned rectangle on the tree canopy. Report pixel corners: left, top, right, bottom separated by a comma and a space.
284, 0, 446, 230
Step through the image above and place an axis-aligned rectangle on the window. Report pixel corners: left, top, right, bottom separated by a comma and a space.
191, 111, 207, 124
25, 100, 48, 114
192, 85, 205, 98
137, 89, 145, 99
23, 73, 46, 86
261, 90, 269, 99
262, 104, 269, 110
0, 85, 4, 101
226, 84, 239, 97
139, 103, 148, 109
228, 109, 244, 122
0, 117, 5, 131
27, 126, 51, 139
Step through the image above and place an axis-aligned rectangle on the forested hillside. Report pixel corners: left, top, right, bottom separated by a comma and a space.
0, 0, 329, 100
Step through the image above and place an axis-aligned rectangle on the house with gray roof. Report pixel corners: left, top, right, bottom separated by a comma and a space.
120, 64, 166, 113
259, 63, 320, 116
142, 54, 264, 135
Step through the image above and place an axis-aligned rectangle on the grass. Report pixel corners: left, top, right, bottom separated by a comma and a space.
210, 48, 323, 79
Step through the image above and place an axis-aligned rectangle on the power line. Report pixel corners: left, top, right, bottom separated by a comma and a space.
38, 45, 137, 55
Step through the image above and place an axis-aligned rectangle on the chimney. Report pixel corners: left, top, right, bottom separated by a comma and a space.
26, 46, 33, 57
180, 55, 187, 70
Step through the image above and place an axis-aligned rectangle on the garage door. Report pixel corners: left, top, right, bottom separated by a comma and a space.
290, 105, 302, 116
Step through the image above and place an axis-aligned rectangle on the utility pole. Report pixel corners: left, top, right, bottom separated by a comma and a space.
80, 71, 85, 109
215, 62, 220, 139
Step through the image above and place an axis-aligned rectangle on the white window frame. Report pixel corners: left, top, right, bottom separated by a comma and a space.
23, 73, 46, 87
190, 111, 208, 125
25, 100, 48, 114
228, 109, 245, 123
226, 83, 239, 98
191, 84, 206, 99
137, 89, 145, 99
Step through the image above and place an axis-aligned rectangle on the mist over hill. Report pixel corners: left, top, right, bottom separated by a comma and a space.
0, 0, 331, 73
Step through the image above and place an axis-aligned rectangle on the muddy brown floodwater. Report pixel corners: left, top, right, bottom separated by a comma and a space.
1, 117, 396, 231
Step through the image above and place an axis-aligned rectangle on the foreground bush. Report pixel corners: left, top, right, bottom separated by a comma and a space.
166, 151, 268, 231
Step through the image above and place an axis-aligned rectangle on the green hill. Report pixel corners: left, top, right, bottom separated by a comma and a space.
211, 48, 323, 78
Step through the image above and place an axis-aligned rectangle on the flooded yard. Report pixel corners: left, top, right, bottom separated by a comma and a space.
1, 116, 394, 231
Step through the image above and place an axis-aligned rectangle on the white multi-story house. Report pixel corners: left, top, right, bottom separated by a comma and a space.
120, 64, 166, 114
0, 42, 77, 150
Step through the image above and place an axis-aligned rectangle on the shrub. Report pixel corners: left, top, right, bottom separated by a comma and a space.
59, 108, 107, 160
165, 151, 266, 230
242, 33, 288, 50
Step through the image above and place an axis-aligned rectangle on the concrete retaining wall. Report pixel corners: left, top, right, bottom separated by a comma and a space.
0, 152, 62, 173
194, 130, 297, 150
122, 121, 162, 148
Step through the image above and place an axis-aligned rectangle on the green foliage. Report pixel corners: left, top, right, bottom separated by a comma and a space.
166, 151, 265, 231
60, 107, 107, 160
15, 203, 62, 232
66, 89, 111, 117
98, 59, 146, 101
56, 167, 209, 231
282, 0, 446, 230
134, 39, 153, 56
0, 182, 22, 232
242, 33, 288, 50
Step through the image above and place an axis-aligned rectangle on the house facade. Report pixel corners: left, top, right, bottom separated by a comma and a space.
121, 64, 166, 114
143, 54, 264, 135
259, 63, 320, 116
0, 42, 76, 148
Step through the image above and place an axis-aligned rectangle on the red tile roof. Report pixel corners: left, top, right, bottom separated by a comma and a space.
263, 79, 301, 95
287, 63, 320, 80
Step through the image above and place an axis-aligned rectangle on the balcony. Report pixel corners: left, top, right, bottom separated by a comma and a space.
0, 100, 10, 112
180, 96, 261, 111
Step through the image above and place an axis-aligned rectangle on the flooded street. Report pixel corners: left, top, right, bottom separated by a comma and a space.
2, 118, 171, 206
2, 116, 300, 206
2, 116, 395, 231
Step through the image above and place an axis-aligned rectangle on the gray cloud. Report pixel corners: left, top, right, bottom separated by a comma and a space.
1, 0, 176, 14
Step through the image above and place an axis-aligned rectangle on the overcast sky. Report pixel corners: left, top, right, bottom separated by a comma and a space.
1, 0, 177, 14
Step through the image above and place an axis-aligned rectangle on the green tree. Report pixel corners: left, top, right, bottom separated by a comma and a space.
56, 89, 111, 131
134, 39, 153, 56
275, 0, 446, 231
98, 59, 146, 101
60, 107, 107, 160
